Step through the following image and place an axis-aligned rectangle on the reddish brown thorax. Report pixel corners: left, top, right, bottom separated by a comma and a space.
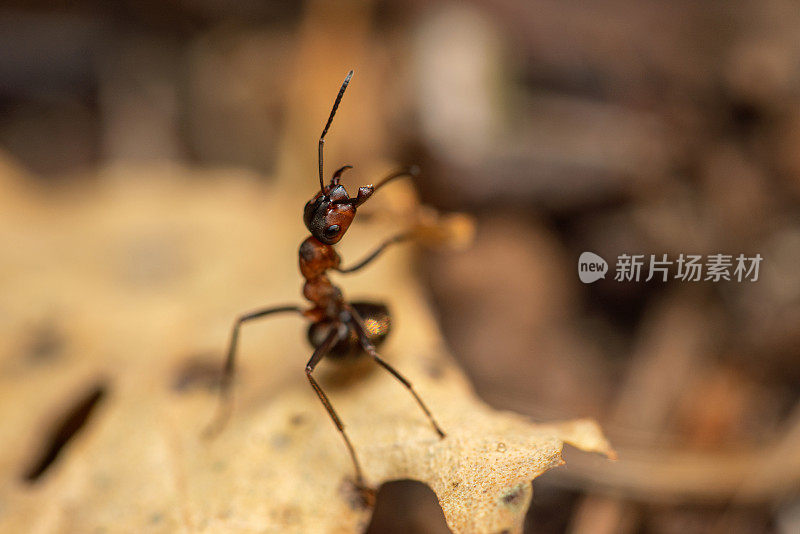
298, 235, 345, 322
299, 236, 341, 279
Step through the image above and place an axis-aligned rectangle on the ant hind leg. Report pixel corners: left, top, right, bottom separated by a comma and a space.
305, 324, 373, 499
347, 306, 446, 439
203, 305, 302, 438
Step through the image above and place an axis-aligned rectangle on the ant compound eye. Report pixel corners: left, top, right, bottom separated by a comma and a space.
324, 225, 340, 238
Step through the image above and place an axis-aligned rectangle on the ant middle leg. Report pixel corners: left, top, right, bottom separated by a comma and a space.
346, 306, 446, 439
305, 324, 369, 490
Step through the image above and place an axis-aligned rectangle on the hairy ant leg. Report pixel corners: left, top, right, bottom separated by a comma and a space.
205, 305, 303, 437
305, 324, 368, 489
346, 305, 446, 439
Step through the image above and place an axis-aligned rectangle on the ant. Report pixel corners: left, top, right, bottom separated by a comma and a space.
207, 70, 445, 492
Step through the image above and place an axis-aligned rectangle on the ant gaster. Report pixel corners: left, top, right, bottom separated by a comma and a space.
208, 70, 445, 491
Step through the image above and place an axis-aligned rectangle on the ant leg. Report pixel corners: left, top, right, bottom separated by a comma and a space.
348, 167, 419, 208
372, 165, 419, 192
336, 231, 410, 273
305, 325, 368, 489
346, 307, 446, 439
204, 305, 302, 437
336, 167, 427, 273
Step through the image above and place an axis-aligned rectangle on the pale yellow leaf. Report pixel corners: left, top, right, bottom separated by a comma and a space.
0, 165, 612, 533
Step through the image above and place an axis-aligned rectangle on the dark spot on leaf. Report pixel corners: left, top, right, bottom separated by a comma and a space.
502, 484, 526, 506
289, 413, 307, 426
451, 480, 460, 489
340, 479, 375, 510
424, 358, 445, 380
277, 505, 301, 524
23, 382, 107, 482
25, 321, 64, 363
171, 354, 223, 392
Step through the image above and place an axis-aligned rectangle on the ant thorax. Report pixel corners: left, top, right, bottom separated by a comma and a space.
297, 230, 348, 320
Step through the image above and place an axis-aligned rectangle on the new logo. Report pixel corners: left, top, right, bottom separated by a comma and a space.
578, 252, 608, 283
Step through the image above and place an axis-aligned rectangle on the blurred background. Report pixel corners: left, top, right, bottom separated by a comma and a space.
1, 0, 799, 532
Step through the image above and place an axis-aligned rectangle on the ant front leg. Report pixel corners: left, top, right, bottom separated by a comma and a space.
336, 231, 410, 274
204, 304, 302, 437
346, 306, 446, 439
305, 324, 371, 493
371, 166, 419, 192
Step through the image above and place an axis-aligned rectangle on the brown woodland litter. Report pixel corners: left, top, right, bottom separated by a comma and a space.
6, 1, 800, 531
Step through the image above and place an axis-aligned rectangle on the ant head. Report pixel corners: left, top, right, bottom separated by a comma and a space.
303, 185, 356, 245
304, 165, 373, 244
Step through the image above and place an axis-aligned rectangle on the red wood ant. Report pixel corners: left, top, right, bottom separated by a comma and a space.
208, 70, 445, 491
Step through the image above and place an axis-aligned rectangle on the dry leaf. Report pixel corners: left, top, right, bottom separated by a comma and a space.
0, 164, 612, 533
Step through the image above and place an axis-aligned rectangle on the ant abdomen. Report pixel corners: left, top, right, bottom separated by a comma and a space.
306, 302, 391, 360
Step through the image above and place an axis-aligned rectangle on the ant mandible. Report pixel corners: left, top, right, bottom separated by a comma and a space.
207, 70, 445, 490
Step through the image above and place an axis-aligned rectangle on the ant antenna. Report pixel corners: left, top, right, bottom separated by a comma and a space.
319, 70, 354, 192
